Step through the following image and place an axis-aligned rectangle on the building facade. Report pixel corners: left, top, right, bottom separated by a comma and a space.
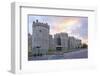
68, 37, 81, 50
32, 20, 49, 56
54, 33, 69, 52
49, 35, 55, 50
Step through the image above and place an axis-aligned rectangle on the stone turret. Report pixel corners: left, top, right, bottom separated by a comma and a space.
32, 20, 50, 56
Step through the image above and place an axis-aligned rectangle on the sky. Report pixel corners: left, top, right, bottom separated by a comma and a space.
28, 15, 88, 44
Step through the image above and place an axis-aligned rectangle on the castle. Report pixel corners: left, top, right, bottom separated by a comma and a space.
31, 20, 81, 56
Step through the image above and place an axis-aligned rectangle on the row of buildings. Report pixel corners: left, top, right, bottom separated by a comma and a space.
29, 20, 82, 56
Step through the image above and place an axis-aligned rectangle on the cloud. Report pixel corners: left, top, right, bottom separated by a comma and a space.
28, 15, 88, 44
67, 17, 88, 44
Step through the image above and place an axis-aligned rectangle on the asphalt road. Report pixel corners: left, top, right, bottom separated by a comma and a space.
29, 48, 88, 61
63, 48, 88, 59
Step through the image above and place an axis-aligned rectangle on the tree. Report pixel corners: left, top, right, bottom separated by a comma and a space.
82, 43, 88, 48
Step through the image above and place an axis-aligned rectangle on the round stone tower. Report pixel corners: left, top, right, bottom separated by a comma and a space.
32, 20, 50, 56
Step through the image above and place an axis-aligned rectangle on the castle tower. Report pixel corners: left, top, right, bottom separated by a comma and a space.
32, 20, 50, 56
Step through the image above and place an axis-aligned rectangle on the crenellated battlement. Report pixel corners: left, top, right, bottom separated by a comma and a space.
32, 20, 49, 29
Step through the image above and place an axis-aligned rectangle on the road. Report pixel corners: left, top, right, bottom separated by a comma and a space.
29, 48, 88, 61
63, 48, 88, 59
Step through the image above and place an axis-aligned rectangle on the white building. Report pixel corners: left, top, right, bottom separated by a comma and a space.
32, 20, 49, 56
